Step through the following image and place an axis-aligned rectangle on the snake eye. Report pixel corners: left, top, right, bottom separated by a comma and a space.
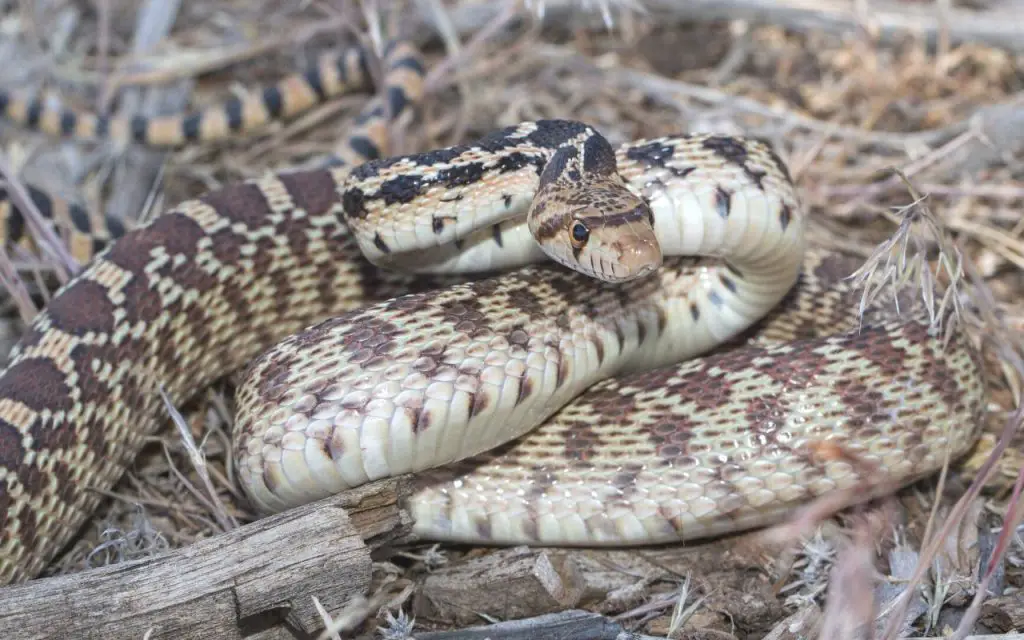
570, 220, 589, 249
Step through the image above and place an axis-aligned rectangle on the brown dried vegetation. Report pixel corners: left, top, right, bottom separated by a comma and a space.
0, 0, 1022, 638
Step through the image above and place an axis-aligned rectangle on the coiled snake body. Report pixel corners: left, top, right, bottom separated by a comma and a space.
0, 41, 986, 584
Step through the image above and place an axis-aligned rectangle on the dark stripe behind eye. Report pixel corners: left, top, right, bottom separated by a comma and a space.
579, 206, 651, 228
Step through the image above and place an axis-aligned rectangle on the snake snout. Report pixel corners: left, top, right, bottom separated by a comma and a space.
610, 235, 663, 282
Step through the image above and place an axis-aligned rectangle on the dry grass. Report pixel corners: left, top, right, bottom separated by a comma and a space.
0, 0, 1022, 638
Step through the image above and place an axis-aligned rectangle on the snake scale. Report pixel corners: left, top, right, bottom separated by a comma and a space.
0, 39, 987, 585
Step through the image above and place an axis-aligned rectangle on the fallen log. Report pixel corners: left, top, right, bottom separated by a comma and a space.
0, 476, 412, 640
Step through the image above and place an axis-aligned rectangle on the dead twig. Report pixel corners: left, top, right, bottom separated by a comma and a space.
531, 43, 974, 150
423, 0, 1024, 53
0, 158, 78, 283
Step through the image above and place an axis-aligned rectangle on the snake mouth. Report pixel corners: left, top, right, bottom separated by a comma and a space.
587, 254, 662, 283
632, 262, 660, 279
607, 236, 663, 282
613, 259, 661, 282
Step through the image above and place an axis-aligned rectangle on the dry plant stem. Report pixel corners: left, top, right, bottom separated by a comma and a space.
22, 255, 53, 306
949, 467, 1024, 640
984, 470, 1024, 591
907, 636, 1024, 640
536, 45, 964, 149
160, 447, 231, 531
946, 219, 1024, 272
0, 162, 77, 282
819, 183, 1024, 200
610, 589, 682, 623
427, 0, 1024, 52
0, 245, 39, 324
95, 7, 366, 93
881, 176, 961, 561
960, 251, 1024, 405
650, 0, 1024, 52
422, 0, 523, 94
159, 388, 237, 533
413, 609, 640, 640
102, 0, 182, 224
665, 577, 703, 639
237, 2, 520, 167
764, 606, 822, 640
411, 0, 475, 147
314, 581, 411, 640
91, 487, 211, 520
818, 526, 880, 639
205, 393, 243, 499
360, 0, 387, 55
239, 97, 365, 165
422, 0, 527, 146
786, 124, 835, 183
878, 407, 1022, 640
46, 19, 320, 90
417, 0, 466, 56
758, 478, 906, 553
831, 128, 985, 217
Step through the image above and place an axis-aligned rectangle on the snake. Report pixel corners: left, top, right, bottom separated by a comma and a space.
0, 39, 987, 585
0, 40, 423, 264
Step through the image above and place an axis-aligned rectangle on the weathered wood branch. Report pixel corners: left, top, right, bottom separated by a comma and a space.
980, 594, 1024, 633
414, 546, 586, 626
0, 476, 413, 640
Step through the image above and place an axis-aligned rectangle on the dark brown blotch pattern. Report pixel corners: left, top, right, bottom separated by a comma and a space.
0, 359, 73, 414
0, 420, 25, 467
44, 280, 117, 336
702, 135, 770, 187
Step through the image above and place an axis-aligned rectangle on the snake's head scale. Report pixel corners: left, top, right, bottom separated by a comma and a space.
529, 135, 663, 283
547, 197, 663, 284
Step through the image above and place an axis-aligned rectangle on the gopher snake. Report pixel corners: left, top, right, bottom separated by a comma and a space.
0, 41, 423, 262
0, 40, 986, 584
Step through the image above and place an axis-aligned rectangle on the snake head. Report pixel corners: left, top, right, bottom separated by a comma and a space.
530, 187, 662, 283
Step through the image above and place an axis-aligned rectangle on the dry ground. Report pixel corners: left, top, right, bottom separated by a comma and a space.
0, 0, 1022, 638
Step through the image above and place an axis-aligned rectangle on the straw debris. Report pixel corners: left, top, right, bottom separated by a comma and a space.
0, 1, 1021, 638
